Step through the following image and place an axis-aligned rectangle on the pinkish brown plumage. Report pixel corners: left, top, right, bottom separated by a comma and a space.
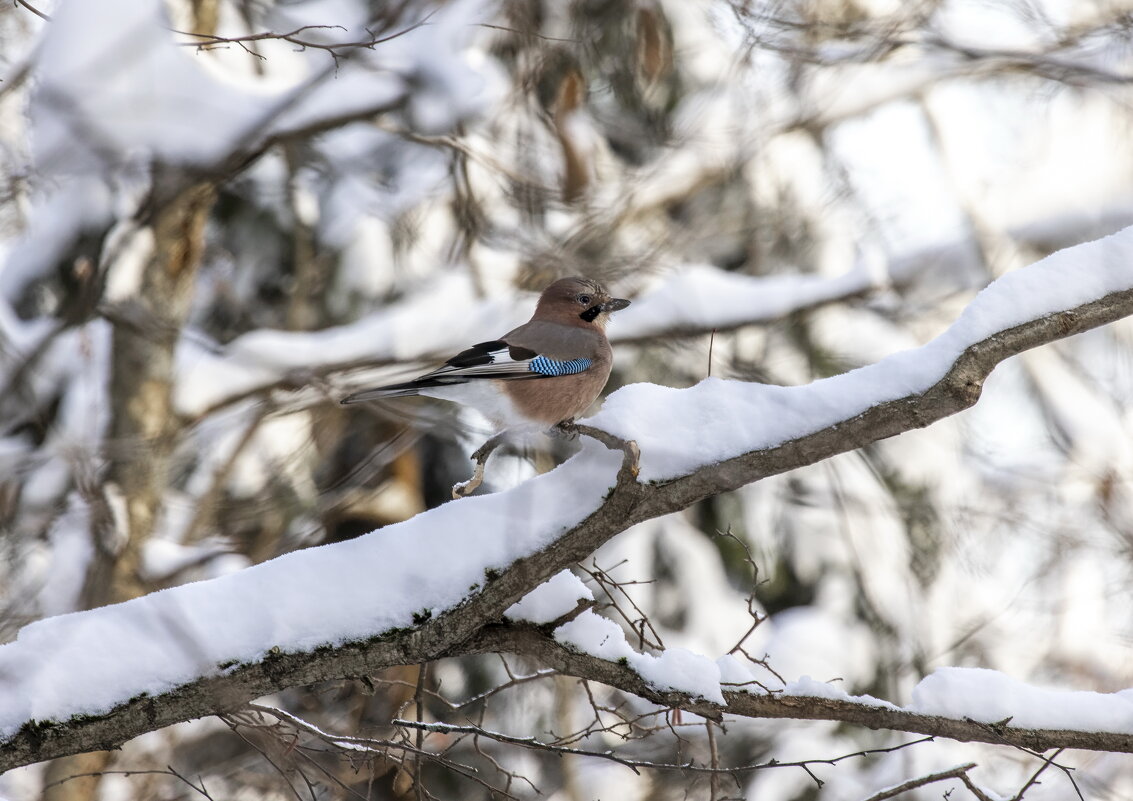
341, 277, 630, 430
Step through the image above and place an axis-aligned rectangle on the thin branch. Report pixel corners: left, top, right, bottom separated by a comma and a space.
1009, 748, 1064, 801
238, 704, 521, 801
957, 773, 999, 801
41, 767, 215, 799
393, 719, 643, 773
471, 23, 579, 43
221, 714, 307, 801
462, 623, 1133, 756
733, 10, 1133, 88
453, 668, 559, 709
392, 719, 935, 778
414, 663, 427, 801
719, 527, 769, 656
706, 720, 720, 801
858, 763, 980, 801
579, 560, 663, 651
173, 17, 434, 59
14, 0, 50, 21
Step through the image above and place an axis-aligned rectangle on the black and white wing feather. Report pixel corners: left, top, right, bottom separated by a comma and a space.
341, 341, 593, 404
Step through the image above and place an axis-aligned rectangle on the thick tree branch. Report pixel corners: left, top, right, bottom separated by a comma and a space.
3, 280, 1133, 773
463, 624, 1133, 755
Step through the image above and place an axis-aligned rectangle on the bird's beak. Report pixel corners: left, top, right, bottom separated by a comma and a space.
603, 298, 631, 313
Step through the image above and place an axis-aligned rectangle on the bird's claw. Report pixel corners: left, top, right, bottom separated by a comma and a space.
549, 420, 580, 441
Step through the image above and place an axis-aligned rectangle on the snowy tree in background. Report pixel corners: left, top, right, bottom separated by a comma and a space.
3, 0, 1133, 799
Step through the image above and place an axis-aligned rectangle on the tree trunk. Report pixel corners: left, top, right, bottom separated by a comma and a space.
54, 180, 214, 801
83, 179, 214, 609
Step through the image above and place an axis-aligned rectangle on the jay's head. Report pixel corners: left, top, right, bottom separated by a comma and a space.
535, 276, 631, 329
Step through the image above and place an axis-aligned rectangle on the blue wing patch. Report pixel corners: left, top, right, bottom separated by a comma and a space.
529, 356, 593, 376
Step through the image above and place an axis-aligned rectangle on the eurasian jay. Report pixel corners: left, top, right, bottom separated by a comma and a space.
341, 277, 631, 431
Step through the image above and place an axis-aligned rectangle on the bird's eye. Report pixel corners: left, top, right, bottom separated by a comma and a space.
577, 294, 592, 305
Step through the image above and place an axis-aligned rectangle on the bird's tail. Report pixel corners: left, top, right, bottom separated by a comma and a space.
340, 378, 460, 405
340, 383, 422, 404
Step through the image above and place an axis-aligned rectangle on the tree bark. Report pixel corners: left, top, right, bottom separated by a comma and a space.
82, 180, 215, 610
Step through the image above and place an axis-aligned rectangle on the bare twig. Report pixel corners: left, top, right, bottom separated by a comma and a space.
394, 719, 643, 773
707, 328, 716, 379
579, 560, 664, 650
41, 767, 215, 799
957, 772, 999, 801
414, 663, 427, 801
719, 527, 768, 655
706, 720, 721, 801
1010, 748, 1064, 801
14, 0, 50, 21
237, 704, 518, 801
394, 719, 936, 779
221, 713, 307, 801
173, 17, 434, 59
858, 763, 980, 801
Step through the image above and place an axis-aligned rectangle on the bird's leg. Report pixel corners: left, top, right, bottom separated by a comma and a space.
452, 430, 510, 499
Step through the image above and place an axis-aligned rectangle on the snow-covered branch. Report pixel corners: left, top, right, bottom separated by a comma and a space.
466, 623, 1133, 755
2, 229, 1133, 772
181, 211, 1133, 420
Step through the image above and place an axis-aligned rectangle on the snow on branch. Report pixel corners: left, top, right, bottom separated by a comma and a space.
175, 273, 529, 418
183, 213, 1133, 420
2, 228, 1133, 772
179, 262, 873, 418
466, 623, 1133, 755
610, 263, 878, 342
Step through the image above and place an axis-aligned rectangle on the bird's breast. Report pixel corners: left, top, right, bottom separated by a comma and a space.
501, 362, 613, 426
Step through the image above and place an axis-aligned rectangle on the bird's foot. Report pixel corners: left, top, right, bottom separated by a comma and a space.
549, 420, 580, 441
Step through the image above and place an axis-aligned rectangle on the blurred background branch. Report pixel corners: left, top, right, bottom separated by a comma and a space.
3, 0, 1133, 798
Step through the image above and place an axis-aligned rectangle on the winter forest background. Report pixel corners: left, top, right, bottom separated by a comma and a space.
3, 0, 1133, 799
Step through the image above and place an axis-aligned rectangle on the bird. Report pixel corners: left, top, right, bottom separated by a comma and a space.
341, 276, 631, 433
